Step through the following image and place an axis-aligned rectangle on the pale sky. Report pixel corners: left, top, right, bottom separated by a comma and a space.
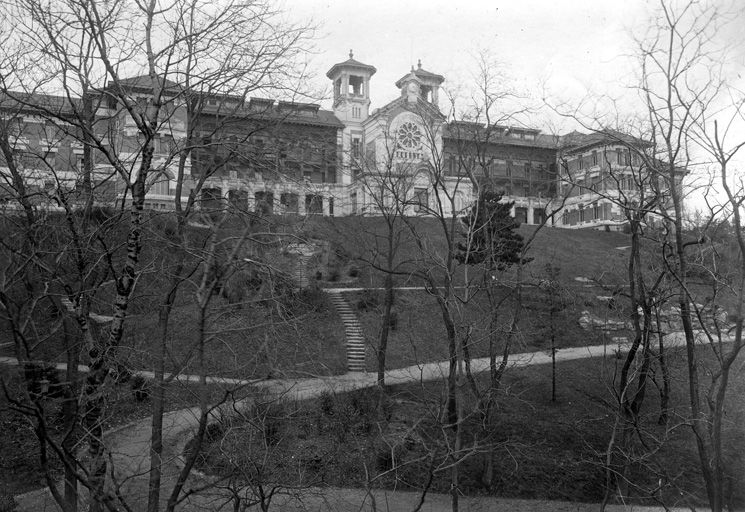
288, 0, 657, 128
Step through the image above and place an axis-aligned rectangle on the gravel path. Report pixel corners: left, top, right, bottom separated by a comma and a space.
14, 332, 719, 512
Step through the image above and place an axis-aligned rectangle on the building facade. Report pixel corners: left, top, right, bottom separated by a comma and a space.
554, 130, 685, 229
0, 54, 674, 229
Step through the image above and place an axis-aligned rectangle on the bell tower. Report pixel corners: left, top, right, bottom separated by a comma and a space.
326, 50, 376, 124
394, 59, 444, 106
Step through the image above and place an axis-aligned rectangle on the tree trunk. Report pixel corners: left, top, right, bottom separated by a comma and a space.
434, 290, 458, 426
148, 254, 184, 511
87, 146, 153, 512
62, 313, 79, 512
377, 272, 394, 389
551, 331, 556, 403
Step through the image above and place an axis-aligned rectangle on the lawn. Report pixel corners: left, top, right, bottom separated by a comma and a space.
351, 285, 626, 372
118, 287, 348, 379
306, 217, 631, 289
195, 346, 745, 509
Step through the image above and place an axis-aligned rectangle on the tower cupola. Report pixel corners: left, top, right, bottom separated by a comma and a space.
326, 50, 376, 122
395, 60, 444, 106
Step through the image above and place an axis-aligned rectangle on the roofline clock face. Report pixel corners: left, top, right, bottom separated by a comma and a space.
396, 121, 422, 150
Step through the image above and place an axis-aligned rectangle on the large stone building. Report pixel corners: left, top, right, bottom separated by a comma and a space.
0, 53, 680, 229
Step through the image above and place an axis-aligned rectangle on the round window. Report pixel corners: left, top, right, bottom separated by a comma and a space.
396, 122, 422, 150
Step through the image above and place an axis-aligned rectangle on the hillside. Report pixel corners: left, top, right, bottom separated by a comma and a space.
302, 216, 631, 288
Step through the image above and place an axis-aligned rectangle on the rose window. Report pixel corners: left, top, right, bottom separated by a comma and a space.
396, 122, 422, 150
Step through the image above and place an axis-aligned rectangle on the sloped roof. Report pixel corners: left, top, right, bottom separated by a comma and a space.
201, 97, 343, 129
367, 95, 446, 125
395, 61, 445, 89
412, 62, 444, 83
114, 75, 180, 91
443, 122, 558, 149
560, 129, 649, 152
0, 91, 80, 115
326, 51, 377, 78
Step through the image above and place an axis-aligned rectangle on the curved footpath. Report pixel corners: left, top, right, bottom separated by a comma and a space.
15, 332, 716, 512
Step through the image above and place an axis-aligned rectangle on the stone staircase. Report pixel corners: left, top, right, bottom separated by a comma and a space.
327, 290, 366, 372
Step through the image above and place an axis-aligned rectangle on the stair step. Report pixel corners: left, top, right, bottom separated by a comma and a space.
330, 294, 366, 370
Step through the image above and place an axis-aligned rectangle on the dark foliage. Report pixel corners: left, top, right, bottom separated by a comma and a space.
356, 289, 381, 311
456, 190, 526, 270
23, 364, 63, 399
130, 375, 151, 402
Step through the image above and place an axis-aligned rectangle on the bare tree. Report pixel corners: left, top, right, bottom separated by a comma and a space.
632, 2, 745, 510
0, 1, 315, 511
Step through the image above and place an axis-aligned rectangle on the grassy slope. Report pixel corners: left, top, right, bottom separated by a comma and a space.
119, 289, 348, 379
307, 217, 631, 288
0, 216, 629, 379
353, 287, 609, 371
320, 219, 632, 372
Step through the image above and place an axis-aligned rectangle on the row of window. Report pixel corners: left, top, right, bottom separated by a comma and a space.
562, 202, 613, 225
200, 188, 332, 216
572, 148, 642, 171
561, 174, 638, 197
445, 156, 554, 179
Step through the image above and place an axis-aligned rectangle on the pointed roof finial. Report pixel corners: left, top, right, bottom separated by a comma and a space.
417, 59, 422, 69
411, 64, 415, 71
349, 49, 354, 59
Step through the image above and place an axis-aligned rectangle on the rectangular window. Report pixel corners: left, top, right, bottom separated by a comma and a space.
305, 194, 323, 215
413, 187, 428, 212
280, 192, 299, 214
151, 175, 170, 196
514, 207, 528, 224
506, 161, 513, 177
592, 151, 598, 166
351, 137, 361, 159
255, 191, 274, 215
533, 208, 546, 225
326, 166, 336, 183
578, 156, 584, 170
286, 161, 300, 179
